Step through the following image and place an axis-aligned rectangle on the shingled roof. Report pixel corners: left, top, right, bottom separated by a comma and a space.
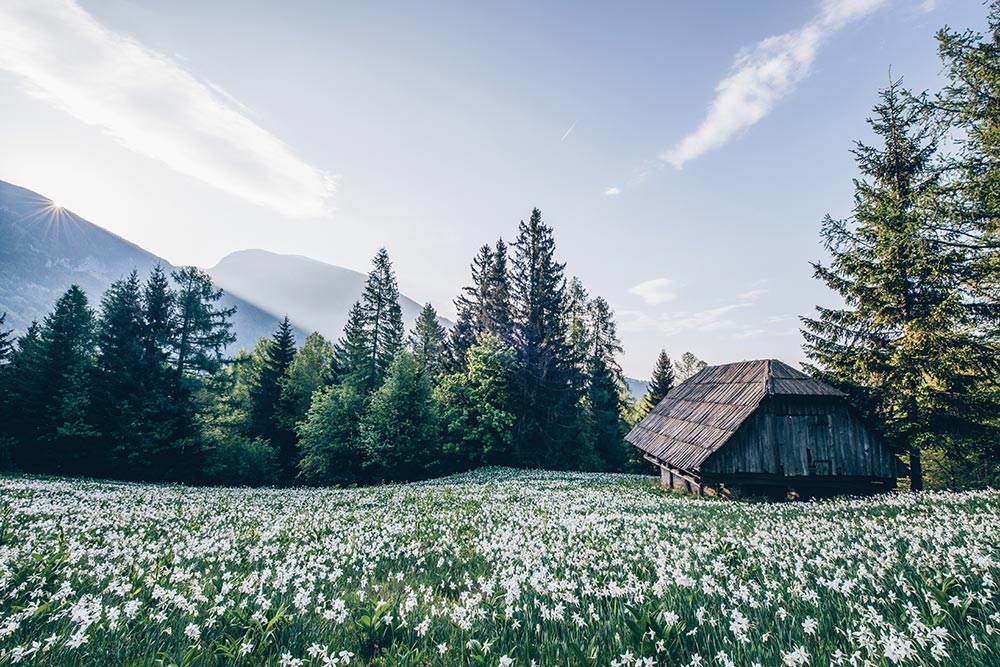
626, 359, 845, 472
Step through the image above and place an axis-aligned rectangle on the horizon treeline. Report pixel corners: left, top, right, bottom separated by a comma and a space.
0, 209, 662, 486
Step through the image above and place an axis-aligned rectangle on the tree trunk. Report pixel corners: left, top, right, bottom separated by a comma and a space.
909, 445, 923, 491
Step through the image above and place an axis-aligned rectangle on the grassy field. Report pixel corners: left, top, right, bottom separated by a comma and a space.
0, 470, 998, 666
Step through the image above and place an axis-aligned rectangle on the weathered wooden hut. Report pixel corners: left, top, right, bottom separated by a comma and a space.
627, 359, 905, 497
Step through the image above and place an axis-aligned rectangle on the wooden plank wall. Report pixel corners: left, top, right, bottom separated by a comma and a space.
703, 397, 896, 480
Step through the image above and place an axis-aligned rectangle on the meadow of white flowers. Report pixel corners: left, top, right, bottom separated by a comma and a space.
0, 469, 998, 667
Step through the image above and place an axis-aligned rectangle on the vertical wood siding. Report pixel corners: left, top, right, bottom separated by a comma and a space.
702, 397, 896, 480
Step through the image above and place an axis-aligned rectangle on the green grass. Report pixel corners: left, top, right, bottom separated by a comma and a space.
0, 469, 998, 666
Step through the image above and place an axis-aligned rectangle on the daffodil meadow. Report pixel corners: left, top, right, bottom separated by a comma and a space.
1, 470, 999, 667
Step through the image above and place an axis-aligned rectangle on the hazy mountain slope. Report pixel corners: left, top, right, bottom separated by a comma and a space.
0, 179, 295, 351
208, 249, 442, 341
625, 377, 649, 403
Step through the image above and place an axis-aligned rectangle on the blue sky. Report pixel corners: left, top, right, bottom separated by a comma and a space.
0, 0, 987, 377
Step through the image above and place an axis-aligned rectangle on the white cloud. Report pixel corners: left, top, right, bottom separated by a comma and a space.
628, 277, 679, 305
603, 186, 622, 196
0, 0, 334, 217
620, 280, 776, 338
661, 0, 890, 168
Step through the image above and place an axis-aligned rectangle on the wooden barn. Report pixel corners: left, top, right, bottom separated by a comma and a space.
627, 359, 905, 497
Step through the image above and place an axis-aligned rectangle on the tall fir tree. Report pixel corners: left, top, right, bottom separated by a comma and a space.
0, 313, 12, 367
483, 239, 514, 344
583, 297, 628, 471
143, 265, 176, 361
931, 5, 1000, 481
171, 267, 237, 380
6, 323, 42, 463
249, 316, 298, 478
94, 271, 148, 473
408, 303, 449, 377
15, 286, 99, 474
135, 265, 193, 479
510, 208, 580, 467
449, 240, 515, 371
801, 78, 994, 490
566, 277, 591, 373
936, 7, 1000, 316
449, 245, 494, 370
0, 313, 13, 467
639, 350, 675, 417
342, 248, 404, 394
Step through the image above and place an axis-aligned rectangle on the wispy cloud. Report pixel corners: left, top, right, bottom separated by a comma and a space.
603, 186, 622, 196
0, 0, 334, 217
661, 0, 890, 169
560, 120, 578, 142
620, 281, 774, 337
628, 277, 679, 305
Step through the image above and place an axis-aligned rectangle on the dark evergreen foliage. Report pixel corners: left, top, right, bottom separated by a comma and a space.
360, 352, 441, 482
802, 78, 1000, 490
12, 286, 98, 474
640, 350, 675, 417
509, 208, 581, 468
249, 316, 298, 478
171, 267, 237, 380
94, 271, 148, 472
583, 297, 629, 471
342, 248, 404, 394
0, 312, 12, 367
408, 303, 449, 377
449, 240, 514, 371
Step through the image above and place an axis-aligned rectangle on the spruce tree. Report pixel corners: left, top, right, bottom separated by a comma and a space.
249, 316, 298, 478
510, 208, 579, 467
936, 8, 1000, 313
483, 239, 514, 344
143, 265, 176, 361
408, 303, 449, 377
0, 313, 13, 465
565, 277, 592, 394
94, 272, 147, 473
449, 240, 515, 371
6, 323, 43, 464
171, 267, 237, 380
0, 313, 12, 367
583, 297, 628, 471
449, 245, 494, 370
640, 350, 675, 417
135, 266, 191, 479
801, 78, 990, 490
16, 286, 99, 474
931, 6, 1000, 481
342, 248, 404, 394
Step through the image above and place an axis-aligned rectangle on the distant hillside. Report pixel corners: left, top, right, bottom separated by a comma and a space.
0, 179, 297, 351
0, 179, 447, 353
625, 377, 649, 403
208, 249, 448, 341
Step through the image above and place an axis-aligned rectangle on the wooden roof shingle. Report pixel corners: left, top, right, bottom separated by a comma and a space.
626, 359, 844, 471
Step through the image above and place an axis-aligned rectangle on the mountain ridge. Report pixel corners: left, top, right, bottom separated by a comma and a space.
0, 179, 442, 351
